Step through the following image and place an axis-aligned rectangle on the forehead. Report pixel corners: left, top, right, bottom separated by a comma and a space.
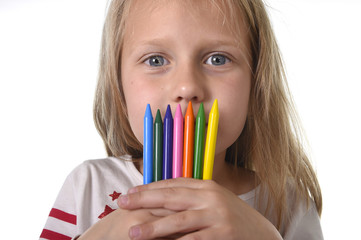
128, 0, 229, 16
124, 0, 247, 44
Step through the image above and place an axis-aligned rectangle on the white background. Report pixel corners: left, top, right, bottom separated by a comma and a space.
0, 0, 360, 239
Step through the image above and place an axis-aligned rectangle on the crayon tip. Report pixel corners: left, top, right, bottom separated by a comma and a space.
197, 103, 205, 118
145, 104, 152, 117
185, 101, 194, 117
175, 104, 183, 118
210, 99, 218, 113
165, 105, 172, 118
155, 109, 162, 122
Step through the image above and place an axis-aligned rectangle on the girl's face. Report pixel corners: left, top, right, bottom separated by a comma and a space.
121, 0, 251, 160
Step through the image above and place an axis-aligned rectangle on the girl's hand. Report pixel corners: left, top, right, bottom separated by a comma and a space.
117, 178, 283, 240
78, 208, 175, 240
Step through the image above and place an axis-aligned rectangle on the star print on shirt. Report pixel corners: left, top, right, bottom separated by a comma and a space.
98, 205, 115, 219
98, 191, 122, 219
109, 191, 121, 201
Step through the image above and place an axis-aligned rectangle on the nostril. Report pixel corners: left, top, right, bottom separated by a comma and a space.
171, 75, 205, 104
176, 95, 199, 104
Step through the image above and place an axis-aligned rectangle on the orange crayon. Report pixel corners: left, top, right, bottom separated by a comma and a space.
183, 101, 194, 178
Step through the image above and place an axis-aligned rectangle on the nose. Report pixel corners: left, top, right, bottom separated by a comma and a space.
170, 62, 205, 104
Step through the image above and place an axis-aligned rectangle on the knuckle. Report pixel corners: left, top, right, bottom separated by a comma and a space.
162, 187, 177, 199
126, 191, 143, 208
184, 234, 202, 240
172, 212, 188, 228
139, 222, 155, 237
213, 192, 224, 202
222, 226, 237, 239
163, 178, 178, 186
204, 189, 223, 204
217, 204, 231, 220
203, 179, 217, 189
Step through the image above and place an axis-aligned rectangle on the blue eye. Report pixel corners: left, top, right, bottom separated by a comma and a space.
205, 54, 230, 66
144, 55, 169, 67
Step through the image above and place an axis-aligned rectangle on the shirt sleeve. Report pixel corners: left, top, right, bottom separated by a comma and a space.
284, 202, 324, 240
40, 171, 78, 240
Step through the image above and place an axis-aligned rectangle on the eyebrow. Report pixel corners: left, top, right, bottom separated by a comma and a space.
141, 37, 239, 45
127, 37, 251, 64
131, 37, 244, 52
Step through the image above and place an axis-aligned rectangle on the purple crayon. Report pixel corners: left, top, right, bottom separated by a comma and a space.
172, 104, 183, 178
162, 105, 173, 179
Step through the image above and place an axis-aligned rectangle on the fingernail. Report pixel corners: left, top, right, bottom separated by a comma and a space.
129, 226, 141, 239
118, 195, 129, 206
128, 187, 138, 194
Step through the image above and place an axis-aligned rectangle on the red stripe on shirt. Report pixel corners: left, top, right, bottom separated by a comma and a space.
49, 208, 77, 225
40, 229, 72, 240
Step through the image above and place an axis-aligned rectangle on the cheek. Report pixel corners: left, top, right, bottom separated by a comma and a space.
127, 107, 144, 144
122, 73, 165, 145
122, 74, 149, 144
216, 104, 248, 154
215, 76, 250, 154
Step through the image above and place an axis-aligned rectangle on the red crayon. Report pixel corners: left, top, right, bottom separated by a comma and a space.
183, 101, 194, 178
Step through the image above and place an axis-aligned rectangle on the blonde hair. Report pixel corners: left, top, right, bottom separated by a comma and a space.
94, 0, 322, 229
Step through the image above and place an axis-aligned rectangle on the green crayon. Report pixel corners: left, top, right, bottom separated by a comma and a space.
154, 109, 163, 181
193, 103, 205, 179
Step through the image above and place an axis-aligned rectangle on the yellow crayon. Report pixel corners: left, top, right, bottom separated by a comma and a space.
203, 99, 219, 180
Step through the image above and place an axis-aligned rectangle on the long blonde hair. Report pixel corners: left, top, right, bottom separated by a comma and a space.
94, 0, 322, 229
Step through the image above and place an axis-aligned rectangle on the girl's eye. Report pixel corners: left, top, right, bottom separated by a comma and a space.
205, 54, 230, 66
144, 55, 169, 67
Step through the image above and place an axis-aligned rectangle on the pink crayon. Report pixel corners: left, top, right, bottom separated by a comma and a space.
172, 104, 183, 178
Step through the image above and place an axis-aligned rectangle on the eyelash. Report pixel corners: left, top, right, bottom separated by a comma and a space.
204, 54, 231, 66
143, 55, 170, 67
142, 53, 231, 67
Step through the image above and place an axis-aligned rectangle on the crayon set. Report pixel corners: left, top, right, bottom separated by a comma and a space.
143, 99, 219, 184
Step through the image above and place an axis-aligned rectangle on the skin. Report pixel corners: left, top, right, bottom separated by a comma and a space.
120, 179, 282, 240
122, 0, 251, 190
80, 0, 283, 239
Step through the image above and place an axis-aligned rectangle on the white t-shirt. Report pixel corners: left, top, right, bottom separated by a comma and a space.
40, 156, 323, 239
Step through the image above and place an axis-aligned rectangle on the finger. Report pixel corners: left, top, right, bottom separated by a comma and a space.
119, 187, 204, 210
149, 208, 177, 217
128, 178, 215, 194
128, 210, 210, 240
177, 228, 218, 240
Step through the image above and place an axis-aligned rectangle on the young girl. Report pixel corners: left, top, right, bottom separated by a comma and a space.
40, 0, 323, 239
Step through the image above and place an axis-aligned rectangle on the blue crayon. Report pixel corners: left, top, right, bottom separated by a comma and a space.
162, 105, 173, 179
143, 104, 153, 184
